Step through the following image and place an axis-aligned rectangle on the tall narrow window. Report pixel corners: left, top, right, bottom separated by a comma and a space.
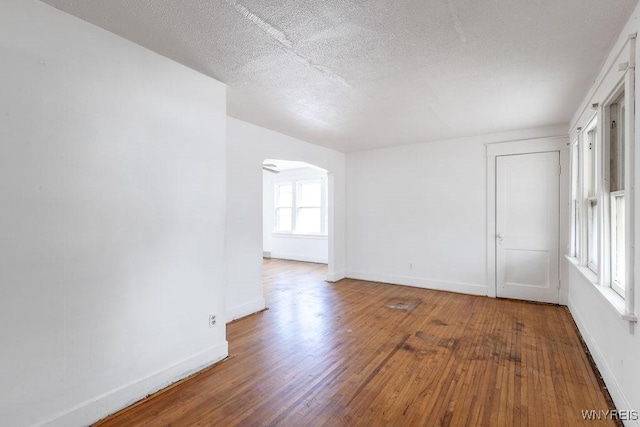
584, 121, 598, 273
609, 94, 625, 296
570, 141, 580, 258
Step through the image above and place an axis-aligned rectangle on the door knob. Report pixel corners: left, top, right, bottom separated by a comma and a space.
496, 233, 504, 243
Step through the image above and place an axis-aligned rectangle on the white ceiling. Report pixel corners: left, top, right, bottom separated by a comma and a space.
40, 0, 638, 152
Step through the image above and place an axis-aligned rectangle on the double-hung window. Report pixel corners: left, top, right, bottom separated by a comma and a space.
274, 178, 327, 235
568, 41, 636, 321
570, 84, 632, 304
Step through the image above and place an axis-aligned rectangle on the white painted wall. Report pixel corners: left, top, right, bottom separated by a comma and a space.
263, 170, 275, 255
566, 3, 640, 423
346, 125, 567, 296
226, 118, 345, 322
0, 2, 228, 426
264, 234, 328, 263
263, 168, 329, 264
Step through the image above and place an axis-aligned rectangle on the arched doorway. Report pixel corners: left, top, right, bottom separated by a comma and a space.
262, 159, 331, 267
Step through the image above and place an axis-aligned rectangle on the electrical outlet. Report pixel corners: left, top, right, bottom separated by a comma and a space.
209, 314, 217, 328
409, 263, 413, 269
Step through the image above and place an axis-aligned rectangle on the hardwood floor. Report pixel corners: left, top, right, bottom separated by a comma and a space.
96, 259, 615, 426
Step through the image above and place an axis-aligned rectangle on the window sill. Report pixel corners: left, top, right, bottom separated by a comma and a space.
272, 233, 328, 240
565, 255, 637, 322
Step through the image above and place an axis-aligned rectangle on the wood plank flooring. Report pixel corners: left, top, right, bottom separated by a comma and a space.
96, 259, 615, 426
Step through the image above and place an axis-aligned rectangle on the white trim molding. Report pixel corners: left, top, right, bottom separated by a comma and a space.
566, 255, 638, 322
346, 271, 486, 296
269, 253, 328, 264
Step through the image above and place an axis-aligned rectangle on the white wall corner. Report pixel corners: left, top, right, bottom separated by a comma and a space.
326, 270, 346, 282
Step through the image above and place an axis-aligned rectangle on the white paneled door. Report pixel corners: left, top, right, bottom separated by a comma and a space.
496, 152, 560, 304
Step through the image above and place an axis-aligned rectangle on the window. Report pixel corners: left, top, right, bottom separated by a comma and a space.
608, 93, 625, 296
584, 120, 598, 273
570, 86, 631, 302
570, 141, 580, 258
274, 178, 327, 235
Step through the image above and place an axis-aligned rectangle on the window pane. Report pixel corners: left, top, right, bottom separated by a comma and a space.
276, 208, 292, 232
298, 182, 321, 207
610, 97, 625, 192
612, 195, 625, 291
297, 207, 321, 233
571, 144, 580, 257
574, 199, 580, 258
587, 128, 597, 197
587, 199, 598, 269
277, 184, 292, 207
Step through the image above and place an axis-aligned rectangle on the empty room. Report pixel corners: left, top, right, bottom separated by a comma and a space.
2, 0, 640, 426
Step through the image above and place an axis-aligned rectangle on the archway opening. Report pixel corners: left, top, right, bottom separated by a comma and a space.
262, 159, 330, 267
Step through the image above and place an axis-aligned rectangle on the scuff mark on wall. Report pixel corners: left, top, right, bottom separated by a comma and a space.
223, 0, 293, 49
447, 0, 467, 43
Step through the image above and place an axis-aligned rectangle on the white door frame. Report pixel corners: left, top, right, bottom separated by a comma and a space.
486, 136, 570, 303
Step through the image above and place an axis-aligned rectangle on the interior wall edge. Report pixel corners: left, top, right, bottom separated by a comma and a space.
326, 270, 347, 283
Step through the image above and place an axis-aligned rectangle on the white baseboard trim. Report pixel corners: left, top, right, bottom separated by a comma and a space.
568, 301, 638, 426
346, 271, 486, 296
262, 251, 272, 258
226, 297, 266, 323
326, 270, 346, 282
41, 342, 229, 427
270, 252, 328, 264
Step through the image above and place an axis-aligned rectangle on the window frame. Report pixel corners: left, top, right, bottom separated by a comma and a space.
566, 39, 636, 322
569, 139, 581, 259
569, 80, 633, 305
273, 177, 327, 236
582, 117, 600, 275
605, 91, 626, 298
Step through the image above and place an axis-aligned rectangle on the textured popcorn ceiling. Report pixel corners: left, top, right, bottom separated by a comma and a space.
40, 0, 639, 152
